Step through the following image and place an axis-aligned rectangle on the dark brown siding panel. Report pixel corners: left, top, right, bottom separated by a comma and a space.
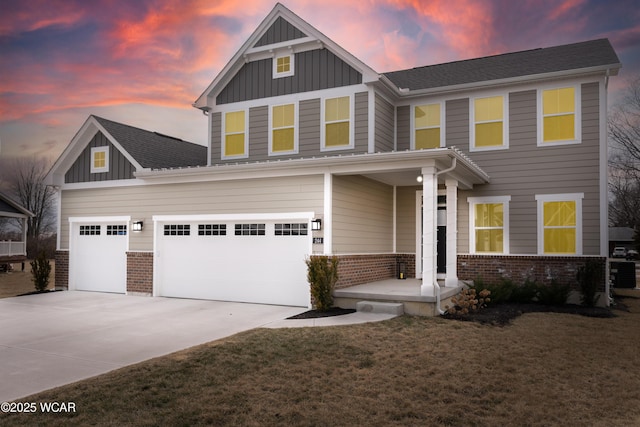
254, 17, 307, 47
354, 92, 368, 153
375, 94, 394, 152
396, 105, 410, 151
64, 132, 135, 183
216, 49, 362, 104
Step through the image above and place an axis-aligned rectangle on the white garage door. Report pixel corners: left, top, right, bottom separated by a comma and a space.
69, 218, 128, 293
155, 215, 312, 307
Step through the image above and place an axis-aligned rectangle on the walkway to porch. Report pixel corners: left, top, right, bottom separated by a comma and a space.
333, 278, 464, 317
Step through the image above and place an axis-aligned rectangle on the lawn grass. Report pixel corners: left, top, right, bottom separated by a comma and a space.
2, 291, 640, 426
0, 261, 55, 298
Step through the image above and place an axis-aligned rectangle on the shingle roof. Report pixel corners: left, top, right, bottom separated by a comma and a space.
609, 227, 634, 241
93, 115, 207, 169
383, 39, 621, 91
0, 192, 34, 217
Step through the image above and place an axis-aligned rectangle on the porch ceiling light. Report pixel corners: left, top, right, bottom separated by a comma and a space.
416, 175, 423, 183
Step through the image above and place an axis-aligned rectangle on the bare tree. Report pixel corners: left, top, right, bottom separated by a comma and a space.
0, 157, 56, 255
609, 76, 640, 227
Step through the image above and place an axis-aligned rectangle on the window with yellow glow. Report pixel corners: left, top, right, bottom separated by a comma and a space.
324, 96, 351, 149
90, 146, 109, 173
474, 203, 504, 253
271, 104, 295, 153
414, 104, 441, 149
224, 111, 246, 157
473, 96, 505, 149
542, 200, 576, 254
276, 56, 290, 74
542, 87, 575, 143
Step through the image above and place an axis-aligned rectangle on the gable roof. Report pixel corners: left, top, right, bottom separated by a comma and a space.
383, 39, 621, 92
92, 116, 207, 170
0, 191, 34, 218
609, 227, 634, 242
193, 3, 379, 110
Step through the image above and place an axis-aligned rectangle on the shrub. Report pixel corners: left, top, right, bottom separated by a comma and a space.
469, 277, 514, 305
536, 280, 571, 306
510, 278, 540, 304
576, 259, 602, 307
30, 251, 51, 292
306, 256, 339, 311
445, 288, 491, 315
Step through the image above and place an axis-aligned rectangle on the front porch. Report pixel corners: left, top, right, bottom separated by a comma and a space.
333, 278, 463, 317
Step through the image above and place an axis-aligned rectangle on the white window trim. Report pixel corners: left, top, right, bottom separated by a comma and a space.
268, 102, 299, 156
469, 93, 509, 152
90, 146, 109, 174
221, 110, 249, 160
320, 94, 355, 152
535, 193, 584, 255
537, 83, 581, 147
468, 196, 511, 254
411, 102, 445, 150
273, 53, 294, 78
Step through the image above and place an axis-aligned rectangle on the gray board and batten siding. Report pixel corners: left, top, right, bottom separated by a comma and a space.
210, 92, 370, 165
65, 132, 135, 183
254, 16, 307, 47
216, 49, 363, 105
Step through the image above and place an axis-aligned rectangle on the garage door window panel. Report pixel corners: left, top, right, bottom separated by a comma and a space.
235, 224, 266, 236
164, 225, 191, 236
198, 224, 227, 236
275, 223, 308, 236
80, 225, 101, 235
107, 225, 127, 235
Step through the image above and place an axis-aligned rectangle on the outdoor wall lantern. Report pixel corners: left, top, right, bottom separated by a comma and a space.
311, 219, 322, 231
132, 220, 144, 232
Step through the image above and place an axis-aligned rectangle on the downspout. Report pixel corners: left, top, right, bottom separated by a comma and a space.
432, 156, 457, 315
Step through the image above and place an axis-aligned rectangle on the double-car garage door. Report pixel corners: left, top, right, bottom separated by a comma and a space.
70, 214, 311, 307
155, 215, 312, 307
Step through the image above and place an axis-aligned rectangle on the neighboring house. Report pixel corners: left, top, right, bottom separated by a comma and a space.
609, 227, 635, 255
0, 191, 34, 270
47, 3, 621, 309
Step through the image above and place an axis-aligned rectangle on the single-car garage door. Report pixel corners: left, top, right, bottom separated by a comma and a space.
155, 214, 312, 307
69, 217, 128, 293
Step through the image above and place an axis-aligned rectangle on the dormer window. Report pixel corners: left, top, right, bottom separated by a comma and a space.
90, 146, 109, 173
273, 54, 294, 78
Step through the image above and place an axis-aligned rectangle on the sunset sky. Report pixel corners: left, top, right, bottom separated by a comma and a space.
1, 0, 638, 163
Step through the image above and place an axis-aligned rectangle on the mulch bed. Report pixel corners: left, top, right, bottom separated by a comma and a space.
442, 303, 616, 326
287, 307, 356, 319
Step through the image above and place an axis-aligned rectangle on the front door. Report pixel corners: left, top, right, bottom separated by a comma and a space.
416, 191, 446, 279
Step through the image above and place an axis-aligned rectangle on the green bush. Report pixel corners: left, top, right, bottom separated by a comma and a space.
510, 278, 540, 304
306, 256, 339, 311
536, 280, 571, 306
470, 277, 514, 305
30, 251, 51, 292
576, 260, 602, 307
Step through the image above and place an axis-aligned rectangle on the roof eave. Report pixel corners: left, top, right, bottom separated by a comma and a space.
383, 63, 622, 99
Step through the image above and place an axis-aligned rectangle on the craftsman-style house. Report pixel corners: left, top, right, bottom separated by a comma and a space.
47, 3, 621, 313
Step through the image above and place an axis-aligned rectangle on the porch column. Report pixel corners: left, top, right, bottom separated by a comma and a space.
323, 172, 333, 255
21, 217, 28, 256
421, 165, 437, 296
445, 178, 458, 287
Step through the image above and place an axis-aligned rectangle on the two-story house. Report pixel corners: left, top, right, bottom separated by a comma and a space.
47, 3, 621, 313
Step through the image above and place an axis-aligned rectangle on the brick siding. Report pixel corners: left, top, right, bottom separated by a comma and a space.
457, 254, 607, 292
55, 250, 69, 289
331, 253, 416, 289
126, 251, 153, 294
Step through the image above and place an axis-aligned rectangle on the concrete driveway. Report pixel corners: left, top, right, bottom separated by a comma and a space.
0, 291, 304, 402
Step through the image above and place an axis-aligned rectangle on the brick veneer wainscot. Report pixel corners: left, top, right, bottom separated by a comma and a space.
333, 253, 416, 289
457, 254, 607, 292
54, 250, 69, 289
126, 251, 153, 294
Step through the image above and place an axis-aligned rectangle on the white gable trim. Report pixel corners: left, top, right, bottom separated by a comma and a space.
193, 3, 379, 110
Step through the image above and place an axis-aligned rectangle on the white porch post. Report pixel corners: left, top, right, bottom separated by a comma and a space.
421, 165, 437, 296
323, 172, 333, 255
21, 217, 28, 256
445, 178, 458, 287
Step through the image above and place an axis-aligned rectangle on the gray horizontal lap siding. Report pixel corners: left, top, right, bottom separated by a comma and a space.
65, 132, 135, 183
396, 105, 410, 151
453, 82, 601, 255
254, 16, 306, 47
375, 94, 394, 152
210, 92, 369, 165
216, 49, 362, 104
